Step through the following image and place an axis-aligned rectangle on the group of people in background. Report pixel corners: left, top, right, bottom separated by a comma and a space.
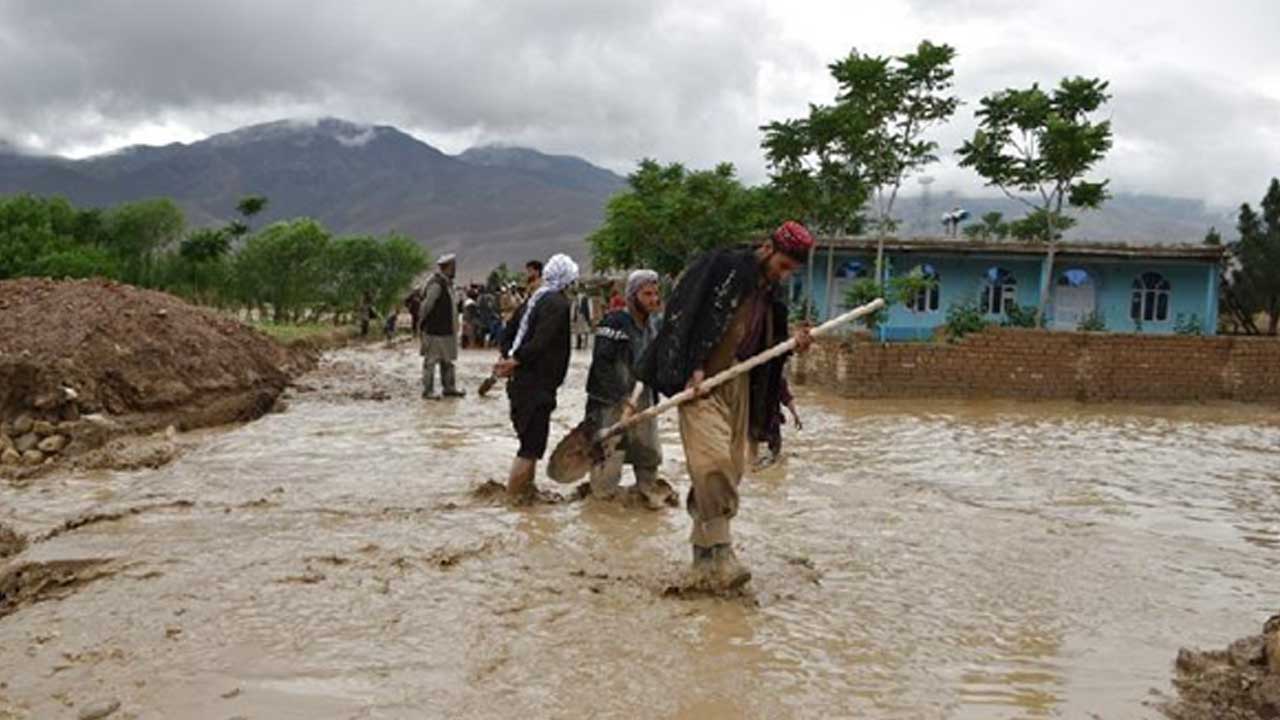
388, 222, 815, 591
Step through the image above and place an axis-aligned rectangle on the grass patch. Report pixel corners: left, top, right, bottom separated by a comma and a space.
253, 323, 345, 343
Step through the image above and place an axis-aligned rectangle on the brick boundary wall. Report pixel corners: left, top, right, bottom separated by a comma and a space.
792, 327, 1280, 403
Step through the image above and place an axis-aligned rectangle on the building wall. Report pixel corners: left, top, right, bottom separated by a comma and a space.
793, 328, 1280, 403
800, 249, 1219, 338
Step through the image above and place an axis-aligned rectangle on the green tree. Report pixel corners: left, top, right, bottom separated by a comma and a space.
234, 218, 331, 322
962, 211, 1011, 241
0, 195, 119, 280
104, 198, 185, 286
587, 159, 773, 276
1204, 226, 1222, 246
237, 195, 268, 222
1231, 179, 1280, 335
957, 76, 1113, 325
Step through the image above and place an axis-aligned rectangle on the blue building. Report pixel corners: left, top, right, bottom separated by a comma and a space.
793, 237, 1223, 340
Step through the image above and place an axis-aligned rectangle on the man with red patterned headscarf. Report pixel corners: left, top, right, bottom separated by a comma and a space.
636, 221, 815, 591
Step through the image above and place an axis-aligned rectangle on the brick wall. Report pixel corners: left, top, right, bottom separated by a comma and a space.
793, 328, 1280, 403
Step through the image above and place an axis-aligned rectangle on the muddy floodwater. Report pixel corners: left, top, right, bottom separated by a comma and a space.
2, 345, 1279, 719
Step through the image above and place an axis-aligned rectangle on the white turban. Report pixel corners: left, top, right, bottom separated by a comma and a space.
509, 253, 579, 355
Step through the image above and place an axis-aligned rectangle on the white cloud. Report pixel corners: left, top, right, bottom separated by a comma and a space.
0, 0, 1277, 205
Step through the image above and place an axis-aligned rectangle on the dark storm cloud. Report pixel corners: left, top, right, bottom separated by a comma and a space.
0, 0, 773, 170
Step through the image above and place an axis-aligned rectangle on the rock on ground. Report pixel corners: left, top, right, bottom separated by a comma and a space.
1162, 613, 1280, 719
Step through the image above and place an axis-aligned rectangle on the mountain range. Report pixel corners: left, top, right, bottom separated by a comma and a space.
0, 118, 1235, 278
0, 118, 626, 278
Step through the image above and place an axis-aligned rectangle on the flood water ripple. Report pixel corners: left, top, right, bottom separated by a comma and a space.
1, 344, 1278, 719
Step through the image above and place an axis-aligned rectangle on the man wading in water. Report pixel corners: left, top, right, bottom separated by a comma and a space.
581, 269, 677, 509
418, 254, 465, 400
495, 254, 578, 503
637, 221, 814, 590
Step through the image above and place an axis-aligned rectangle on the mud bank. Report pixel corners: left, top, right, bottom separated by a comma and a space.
0, 278, 320, 479
1162, 614, 1280, 719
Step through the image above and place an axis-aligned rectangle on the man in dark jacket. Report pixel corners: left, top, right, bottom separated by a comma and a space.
418, 254, 463, 399
581, 269, 676, 509
494, 253, 578, 503
636, 221, 815, 590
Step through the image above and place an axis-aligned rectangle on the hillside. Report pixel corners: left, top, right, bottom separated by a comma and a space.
0, 119, 627, 278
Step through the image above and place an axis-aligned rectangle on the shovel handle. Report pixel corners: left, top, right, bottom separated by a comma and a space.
595, 297, 884, 442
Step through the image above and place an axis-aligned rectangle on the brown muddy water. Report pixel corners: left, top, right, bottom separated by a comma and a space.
2, 344, 1278, 719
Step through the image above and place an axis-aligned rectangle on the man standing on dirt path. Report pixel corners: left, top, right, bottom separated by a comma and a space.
418, 254, 465, 400
494, 254, 578, 503
581, 269, 677, 509
637, 221, 814, 591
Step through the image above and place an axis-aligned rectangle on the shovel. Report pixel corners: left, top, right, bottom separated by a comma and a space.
546, 297, 885, 484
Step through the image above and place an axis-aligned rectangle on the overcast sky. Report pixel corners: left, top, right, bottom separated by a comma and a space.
1, 0, 1277, 206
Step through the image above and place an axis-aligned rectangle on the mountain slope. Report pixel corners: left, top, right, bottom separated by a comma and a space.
0, 118, 627, 277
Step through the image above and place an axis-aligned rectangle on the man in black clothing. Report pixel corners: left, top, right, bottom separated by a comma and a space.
494, 253, 578, 503
636, 221, 815, 590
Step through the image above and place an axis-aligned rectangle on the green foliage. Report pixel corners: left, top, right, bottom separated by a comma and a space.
843, 278, 888, 328
1230, 179, 1280, 335
234, 218, 330, 322
0, 193, 428, 324
944, 299, 989, 341
762, 40, 958, 239
957, 75, 1111, 326
1001, 301, 1038, 328
962, 211, 1011, 241
104, 197, 185, 286
0, 195, 120, 280
1204, 226, 1222, 246
956, 76, 1113, 238
237, 195, 268, 219
587, 160, 776, 276
1174, 313, 1203, 336
841, 269, 939, 330
1077, 310, 1106, 332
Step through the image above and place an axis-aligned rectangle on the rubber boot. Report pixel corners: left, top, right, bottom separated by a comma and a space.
441, 361, 466, 398
422, 368, 440, 400
633, 467, 677, 510
708, 544, 751, 590
506, 457, 538, 504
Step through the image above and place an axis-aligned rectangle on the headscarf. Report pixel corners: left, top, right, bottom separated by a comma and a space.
625, 269, 659, 309
771, 220, 815, 260
509, 253, 579, 355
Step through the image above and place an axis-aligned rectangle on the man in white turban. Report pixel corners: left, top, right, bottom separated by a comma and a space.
495, 253, 579, 502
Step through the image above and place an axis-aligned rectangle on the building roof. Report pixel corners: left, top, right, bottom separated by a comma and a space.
814, 235, 1224, 262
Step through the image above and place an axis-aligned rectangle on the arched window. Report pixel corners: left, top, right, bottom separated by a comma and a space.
1130, 272, 1170, 322
835, 260, 868, 279
1058, 268, 1092, 288
980, 266, 1016, 315
907, 263, 940, 312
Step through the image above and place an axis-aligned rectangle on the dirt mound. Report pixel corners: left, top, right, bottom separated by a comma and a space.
0, 278, 318, 475
1162, 614, 1280, 719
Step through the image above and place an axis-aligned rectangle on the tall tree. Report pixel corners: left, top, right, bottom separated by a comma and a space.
587, 159, 776, 277
957, 76, 1112, 325
761, 40, 957, 318
104, 198, 185, 287
1232, 179, 1280, 335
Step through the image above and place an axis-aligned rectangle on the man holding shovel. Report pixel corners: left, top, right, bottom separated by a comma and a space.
637, 221, 815, 590
582, 269, 677, 509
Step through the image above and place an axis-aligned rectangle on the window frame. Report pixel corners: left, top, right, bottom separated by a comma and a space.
980, 266, 1017, 316
1130, 272, 1171, 323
